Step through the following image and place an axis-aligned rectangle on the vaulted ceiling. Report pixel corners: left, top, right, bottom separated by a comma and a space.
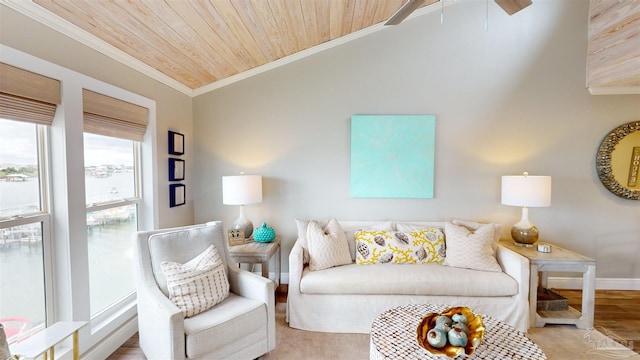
10, 0, 444, 96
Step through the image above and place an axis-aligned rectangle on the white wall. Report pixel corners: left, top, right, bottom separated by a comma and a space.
193, 0, 640, 281
1, 4, 195, 228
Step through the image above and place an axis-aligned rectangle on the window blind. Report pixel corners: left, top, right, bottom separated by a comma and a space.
0, 63, 61, 125
82, 89, 148, 141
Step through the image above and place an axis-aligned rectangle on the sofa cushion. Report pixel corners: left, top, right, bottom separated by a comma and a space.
161, 245, 229, 318
444, 222, 502, 272
307, 219, 352, 271
184, 293, 265, 359
300, 263, 518, 297
355, 229, 445, 264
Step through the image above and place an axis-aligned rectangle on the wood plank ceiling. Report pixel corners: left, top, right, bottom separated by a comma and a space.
32, 0, 437, 91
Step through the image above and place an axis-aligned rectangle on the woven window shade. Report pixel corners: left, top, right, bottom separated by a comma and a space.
83, 89, 148, 141
0, 63, 61, 125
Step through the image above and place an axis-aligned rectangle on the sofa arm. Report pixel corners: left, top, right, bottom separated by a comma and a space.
286, 240, 306, 324
137, 280, 186, 360
496, 244, 531, 329
288, 240, 305, 295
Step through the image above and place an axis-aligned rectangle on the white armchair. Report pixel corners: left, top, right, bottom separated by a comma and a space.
134, 221, 275, 360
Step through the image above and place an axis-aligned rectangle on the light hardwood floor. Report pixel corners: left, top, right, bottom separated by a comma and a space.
554, 289, 640, 354
107, 288, 640, 359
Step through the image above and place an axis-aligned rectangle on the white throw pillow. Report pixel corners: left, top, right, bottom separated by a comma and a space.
452, 219, 502, 243
295, 218, 328, 264
306, 218, 352, 271
443, 222, 502, 272
161, 245, 229, 318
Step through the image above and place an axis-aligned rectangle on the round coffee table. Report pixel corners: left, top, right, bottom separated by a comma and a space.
370, 304, 546, 359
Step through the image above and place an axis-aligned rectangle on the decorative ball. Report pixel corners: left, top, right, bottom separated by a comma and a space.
253, 222, 275, 243
453, 322, 469, 335
452, 312, 468, 324
435, 315, 452, 327
427, 328, 447, 348
447, 327, 468, 347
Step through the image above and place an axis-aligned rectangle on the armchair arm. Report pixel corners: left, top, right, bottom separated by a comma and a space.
137, 274, 186, 360
227, 266, 276, 351
496, 244, 531, 330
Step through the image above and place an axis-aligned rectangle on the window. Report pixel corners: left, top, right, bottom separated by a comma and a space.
2, 55, 154, 353
84, 133, 140, 316
0, 118, 50, 344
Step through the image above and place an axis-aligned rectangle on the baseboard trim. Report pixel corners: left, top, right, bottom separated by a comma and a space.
82, 316, 138, 360
548, 277, 640, 290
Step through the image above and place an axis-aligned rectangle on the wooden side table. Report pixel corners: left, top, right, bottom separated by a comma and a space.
229, 236, 281, 289
500, 240, 596, 330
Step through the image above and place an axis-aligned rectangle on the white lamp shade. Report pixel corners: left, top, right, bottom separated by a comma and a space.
501, 175, 551, 207
222, 175, 263, 205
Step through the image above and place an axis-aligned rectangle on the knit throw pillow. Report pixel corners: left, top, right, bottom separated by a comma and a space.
306, 218, 352, 271
443, 222, 502, 272
355, 229, 445, 264
161, 245, 229, 318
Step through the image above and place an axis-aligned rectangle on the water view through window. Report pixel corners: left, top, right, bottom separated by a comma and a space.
84, 133, 138, 316
0, 119, 46, 343
1, 122, 140, 343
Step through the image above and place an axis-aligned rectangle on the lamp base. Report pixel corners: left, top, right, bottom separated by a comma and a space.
231, 219, 253, 239
511, 226, 539, 247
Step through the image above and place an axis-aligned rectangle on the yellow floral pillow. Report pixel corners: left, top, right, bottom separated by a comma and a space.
355, 229, 445, 265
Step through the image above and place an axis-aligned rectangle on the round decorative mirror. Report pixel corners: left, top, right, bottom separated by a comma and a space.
596, 121, 640, 200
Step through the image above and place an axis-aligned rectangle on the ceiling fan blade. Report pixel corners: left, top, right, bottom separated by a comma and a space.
385, 0, 427, 25
495, 0, 533, 15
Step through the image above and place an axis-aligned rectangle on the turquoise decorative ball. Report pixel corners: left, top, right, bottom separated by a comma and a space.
254, 222, 275, 243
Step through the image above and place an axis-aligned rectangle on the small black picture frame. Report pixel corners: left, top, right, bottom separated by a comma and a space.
168, 158, 185, 181
170, 184, 186, 207
168, 131, 184, 155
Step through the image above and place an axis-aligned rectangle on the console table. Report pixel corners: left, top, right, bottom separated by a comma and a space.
370, 304, 546, 359
229, 237, 281, 289
10, 321, 86, 360
500, 240, 596, 330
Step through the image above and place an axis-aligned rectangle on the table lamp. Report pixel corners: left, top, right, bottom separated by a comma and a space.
501, 172, 551, 247
222, 173, 262, 238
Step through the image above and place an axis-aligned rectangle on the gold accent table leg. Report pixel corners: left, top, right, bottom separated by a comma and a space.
73, 330, 80, 360
49, 346, 54, 360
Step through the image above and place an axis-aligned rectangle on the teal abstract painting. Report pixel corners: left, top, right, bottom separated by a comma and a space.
350, 115, 435, 198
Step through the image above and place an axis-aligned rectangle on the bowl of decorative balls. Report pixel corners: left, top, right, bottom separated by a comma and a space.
416, 306, 485, 358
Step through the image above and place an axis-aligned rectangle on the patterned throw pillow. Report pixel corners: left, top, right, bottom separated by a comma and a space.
443, 222, 502, 272
355, 229, 445, 265
161, 245, 229, 318
307, 218, 353, 271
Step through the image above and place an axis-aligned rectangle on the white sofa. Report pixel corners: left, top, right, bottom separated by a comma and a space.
286, 220, 530, 334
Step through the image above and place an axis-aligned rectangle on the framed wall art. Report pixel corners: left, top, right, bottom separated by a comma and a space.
350, 114, 436, 198
168, 130, 184, 155
170, 184, 186, 207
169, 158, 185, 181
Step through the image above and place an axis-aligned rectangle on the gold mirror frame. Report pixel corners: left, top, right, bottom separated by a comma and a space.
596, 121, 640, 200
